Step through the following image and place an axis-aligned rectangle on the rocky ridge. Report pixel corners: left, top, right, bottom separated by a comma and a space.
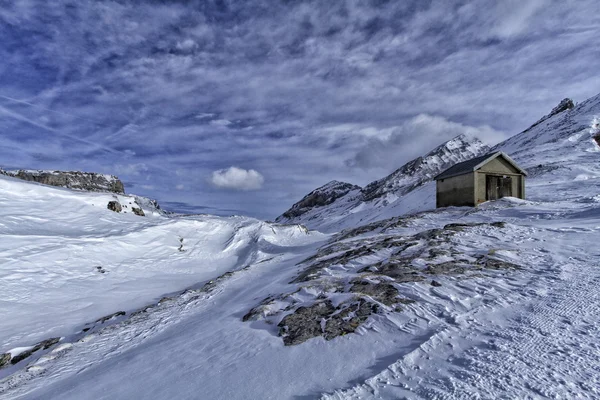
0, 169, 125, 194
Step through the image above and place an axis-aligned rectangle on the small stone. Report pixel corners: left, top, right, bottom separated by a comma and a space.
431, 280, 442, 287
132, 207, 145, 216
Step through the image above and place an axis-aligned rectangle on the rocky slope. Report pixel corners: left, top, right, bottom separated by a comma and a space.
276, 134, 489, 230
279, 181, 361, 220
0, 169, 125, 194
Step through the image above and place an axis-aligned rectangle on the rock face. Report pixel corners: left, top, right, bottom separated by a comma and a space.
0, 169, 125, 194
279, 181, 361, 220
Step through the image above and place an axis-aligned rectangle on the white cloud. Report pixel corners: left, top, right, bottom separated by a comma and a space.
347, 114, 506, 171
211, 167, 264, 191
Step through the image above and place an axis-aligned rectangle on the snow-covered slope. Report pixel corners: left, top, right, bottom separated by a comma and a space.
276, 134, 489, 231
495, 94, 600, 202
0, 174, 324, 353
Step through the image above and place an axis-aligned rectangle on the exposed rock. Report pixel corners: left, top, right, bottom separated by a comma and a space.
131, 207, 145, 216
95, 311, 126, 324
350, 280, 411, 306
524, 98, 575, 132
550, 98, 575, 115
277, 181, 361, 221
0, 353, 11, 368
10, 337, 60, 365
430, 280, 442, 287
278, 300, 336, 346
0, 169, 125, 193
322, 300, 377, 341
107, 200, 122, 213
593, 133, 600, 147
278, 299, 380, 345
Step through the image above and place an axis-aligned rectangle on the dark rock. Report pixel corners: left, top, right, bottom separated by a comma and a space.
0, 170, 125, 193
131, 207, 145, 216
350, 280, 406, 306
431, 280, 442, 287
277, 181, 361, 220
593, 133, 600, 147
278, 301, 336, 346
95, 311, 126, 324
10, 337, 60, 365
0, 353, 11, 368
323, 300, 377, 341
107, 200, 122, 213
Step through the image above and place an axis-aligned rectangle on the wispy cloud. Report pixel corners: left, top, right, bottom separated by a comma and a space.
0, 0, 598, 218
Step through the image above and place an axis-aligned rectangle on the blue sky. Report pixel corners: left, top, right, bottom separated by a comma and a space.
0, 0, 599, 219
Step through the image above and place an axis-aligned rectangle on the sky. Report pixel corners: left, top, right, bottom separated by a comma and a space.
0, 0, 599, 219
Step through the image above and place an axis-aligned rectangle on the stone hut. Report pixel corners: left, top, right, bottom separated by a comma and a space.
434, 152, 527, 208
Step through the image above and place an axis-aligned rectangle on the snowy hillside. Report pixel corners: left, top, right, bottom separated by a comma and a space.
0, 175, 324, 368
1, 93, 600, 399
276, 134, 489, 231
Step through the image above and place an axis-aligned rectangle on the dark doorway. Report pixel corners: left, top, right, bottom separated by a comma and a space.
486, 175, 512, 201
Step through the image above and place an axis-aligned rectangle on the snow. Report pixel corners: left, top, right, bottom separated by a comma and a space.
1, 94, 600, 399
0, 175, 325, 351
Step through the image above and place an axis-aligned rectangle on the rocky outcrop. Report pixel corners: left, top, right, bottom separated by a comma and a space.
0, 169, 125, 194
523, 98, 575, 133
8, 337, 61, 366
277, 180, 361, 220
244, 220, 520, 346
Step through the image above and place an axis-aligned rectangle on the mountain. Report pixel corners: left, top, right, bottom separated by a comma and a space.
276, 134, 489, 231
278, 180, 361, 220
0, 169, 125, 194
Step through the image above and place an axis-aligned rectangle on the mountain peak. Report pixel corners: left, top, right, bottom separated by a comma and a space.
361, 134, 489, 202
523, 97, 574, 133
277, 180, 361, 221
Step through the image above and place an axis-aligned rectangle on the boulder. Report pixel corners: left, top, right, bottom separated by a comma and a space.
107, 201, 122, 213
131, 207, 145, 216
